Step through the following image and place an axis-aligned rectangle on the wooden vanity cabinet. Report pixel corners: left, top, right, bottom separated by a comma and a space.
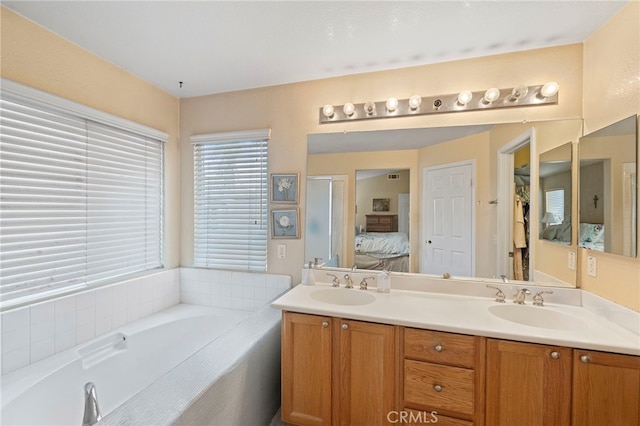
402, 328, 486, 425
486, 339, 572, 426
281, 312, 332, 426
281, 312, 397, 426
572, 350, 640, 425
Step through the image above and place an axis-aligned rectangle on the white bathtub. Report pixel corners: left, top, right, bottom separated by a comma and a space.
1, 303, 282, 425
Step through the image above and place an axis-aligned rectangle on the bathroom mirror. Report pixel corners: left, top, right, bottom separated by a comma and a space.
538, 143, 573, 245
578, 115, 638, 257
306, 119, 583, 287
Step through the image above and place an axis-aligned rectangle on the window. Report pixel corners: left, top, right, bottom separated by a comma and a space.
545, 189, 565, 225
192, 130, 269, 272
0, 81, 165, 309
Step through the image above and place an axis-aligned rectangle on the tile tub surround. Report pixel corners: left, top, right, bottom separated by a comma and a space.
1, 269, 180, 375
180, 268, 291, 312
1, 268, 292, 376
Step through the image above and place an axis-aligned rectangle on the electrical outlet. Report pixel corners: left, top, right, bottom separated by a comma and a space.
587, 255, 597, 277
277, 244, 286, 259
568, 252, 576, 271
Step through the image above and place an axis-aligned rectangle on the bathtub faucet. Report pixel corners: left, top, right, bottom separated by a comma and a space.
82, 382, 102, 426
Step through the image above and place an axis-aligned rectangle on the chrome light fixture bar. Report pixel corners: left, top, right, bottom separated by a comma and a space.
319, 83, 559, 124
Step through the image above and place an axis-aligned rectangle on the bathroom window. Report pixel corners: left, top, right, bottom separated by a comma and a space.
192, 130, 269, 272
545, 189, 565, 225
0, 82, 165, 309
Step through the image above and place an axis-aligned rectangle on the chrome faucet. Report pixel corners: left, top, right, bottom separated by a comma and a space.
326, 273, 340, 287
533, 290, 553, 306
513, 288, 531, 304
500, 274, 508, 283
359, 276, 375, 290
82, 382, 102, 426
343, 274, 354, 289
486, 285, 506, 303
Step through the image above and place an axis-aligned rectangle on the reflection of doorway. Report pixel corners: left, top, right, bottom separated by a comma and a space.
496, 129, 535, 281
421, 161, 474, 276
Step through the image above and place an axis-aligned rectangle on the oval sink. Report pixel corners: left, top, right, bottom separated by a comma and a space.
311, 288, 376, 306
489, 304, 578, 330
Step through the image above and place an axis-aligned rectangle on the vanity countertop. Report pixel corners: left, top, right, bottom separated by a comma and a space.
271, 281, 640, 356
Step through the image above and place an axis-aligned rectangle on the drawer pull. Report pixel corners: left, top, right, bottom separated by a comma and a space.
433, 384, 443, 392
550, 351, 560, 359
322, 321, 329, 328
580, 355, 591, 363
341, 323, 349, 330
434, 344, 443, 352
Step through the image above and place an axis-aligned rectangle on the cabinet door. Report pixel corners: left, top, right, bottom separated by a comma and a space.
572, 350, 640, 426
282, 312, 332, 426
486, 339, 571, 426
334, 319, 396, 426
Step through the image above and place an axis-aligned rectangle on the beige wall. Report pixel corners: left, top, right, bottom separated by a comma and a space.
581, 1, 640, 311
355, 169, 410, 227
0, 7, 182, 268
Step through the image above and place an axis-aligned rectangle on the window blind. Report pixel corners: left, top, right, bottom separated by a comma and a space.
192, 130, 269, 272
0, 90, 164, 308
545, 189, 565, 225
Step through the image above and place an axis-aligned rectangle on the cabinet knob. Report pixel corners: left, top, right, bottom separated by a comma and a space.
341, 323, 349, 330
433, 384, 443, 392
580, 355, 591, 363
434, 344, 443, 353
322, 321, 329, 328
550, 351, 560, 359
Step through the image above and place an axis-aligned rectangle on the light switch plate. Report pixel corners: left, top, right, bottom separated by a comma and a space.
277, 244, 286, 259
587, 255, 597, 277
568, 252, 576, 271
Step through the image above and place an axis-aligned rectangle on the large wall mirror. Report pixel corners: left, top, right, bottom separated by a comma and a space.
578, 115, 638, 257
306, 119, 583, 287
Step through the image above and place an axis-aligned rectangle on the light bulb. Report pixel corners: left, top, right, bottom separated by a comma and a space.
539, 81, 559, 98
343, 102, 355, 117
483, 88, 500, 104
510, 85, 529, 101
409, 95, 422, 110
322, 104, 335, 118
386, 97, 398, 112
457, 90, 473, 106
364, 101, 376, 115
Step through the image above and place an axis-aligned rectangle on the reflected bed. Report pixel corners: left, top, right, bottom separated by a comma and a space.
354, 232, 410, 271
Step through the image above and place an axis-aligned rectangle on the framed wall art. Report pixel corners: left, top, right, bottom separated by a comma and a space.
271, 208, 299, 239
270, 173, 299, 204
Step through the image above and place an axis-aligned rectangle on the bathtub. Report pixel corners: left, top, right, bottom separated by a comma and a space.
1, 303, 282, 425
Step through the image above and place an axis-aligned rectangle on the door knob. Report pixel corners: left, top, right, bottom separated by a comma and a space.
427, 240, 432, 244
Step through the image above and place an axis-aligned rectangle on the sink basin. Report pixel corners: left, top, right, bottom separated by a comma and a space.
311, 288, 376, 306
489, 304, 578, 330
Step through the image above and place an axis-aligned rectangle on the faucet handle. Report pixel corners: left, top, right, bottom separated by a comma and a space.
360, 276, 375, 290
533, 290, 553, 306
326, 273, 340, 287
486, 285, 506, 303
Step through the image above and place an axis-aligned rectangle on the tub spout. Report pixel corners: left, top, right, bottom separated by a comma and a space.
82, 382, 102, 426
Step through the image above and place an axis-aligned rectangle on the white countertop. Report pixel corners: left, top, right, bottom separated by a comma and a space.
272, 280, 640, 356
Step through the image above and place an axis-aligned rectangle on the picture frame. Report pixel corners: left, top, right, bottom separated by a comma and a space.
372, 198, 390, 212
271, 208, 300, 239
270, 173, 299, 204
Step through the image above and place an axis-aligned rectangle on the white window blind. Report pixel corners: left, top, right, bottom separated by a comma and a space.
192, 130, 269, 272
0, 88, 164, 308
545, 189, 565, 225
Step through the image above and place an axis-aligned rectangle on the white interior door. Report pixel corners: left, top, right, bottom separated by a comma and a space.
422, 163, 474, 276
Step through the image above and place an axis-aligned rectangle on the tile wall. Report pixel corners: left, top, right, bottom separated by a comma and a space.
180, 268, 291, 311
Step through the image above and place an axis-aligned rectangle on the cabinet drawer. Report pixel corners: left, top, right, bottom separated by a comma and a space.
404, 359, 475, 416
405, 328, 476, 368
401, 409, 473, 426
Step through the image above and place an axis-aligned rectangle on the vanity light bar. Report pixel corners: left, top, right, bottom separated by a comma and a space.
318, 83, 559, 124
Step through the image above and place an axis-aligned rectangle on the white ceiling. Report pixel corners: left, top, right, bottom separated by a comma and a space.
4, 1, 628, 98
